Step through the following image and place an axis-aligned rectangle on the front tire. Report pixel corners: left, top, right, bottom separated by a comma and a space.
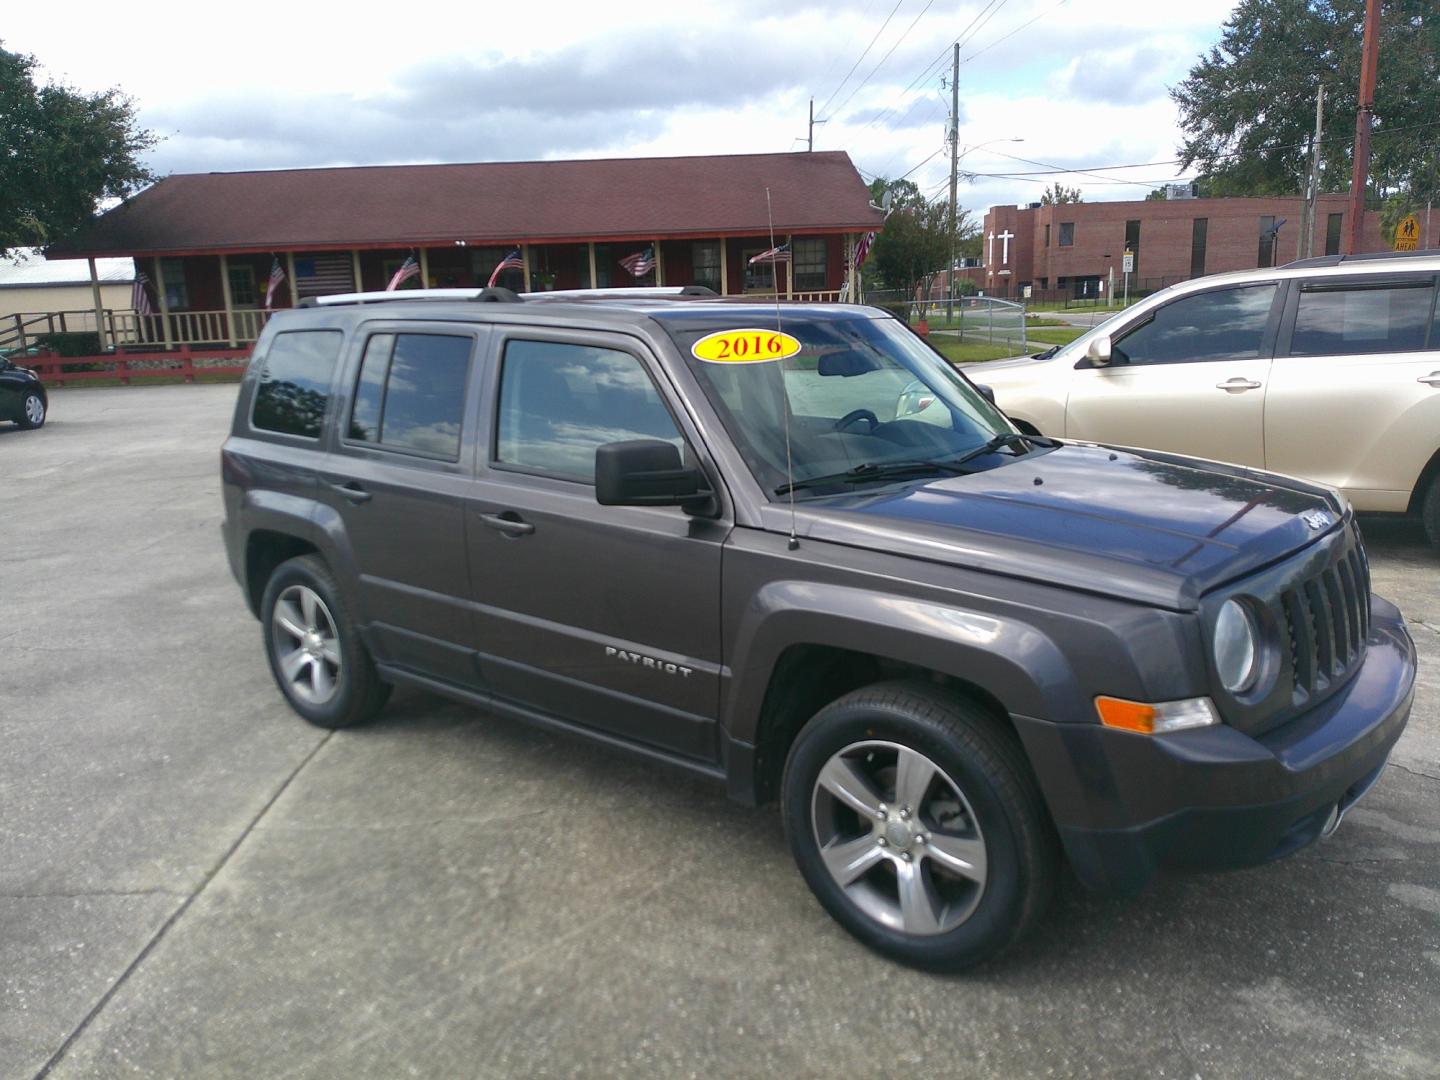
17, 391, 45, 429
1421, 472, 1440, 550
782, 682, 1058, 971
260, 555, 390, 729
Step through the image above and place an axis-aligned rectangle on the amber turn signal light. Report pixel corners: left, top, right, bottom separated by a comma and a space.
1095, 695, 1220, 735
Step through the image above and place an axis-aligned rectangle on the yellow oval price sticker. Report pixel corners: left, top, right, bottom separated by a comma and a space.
691, 328, 803, 364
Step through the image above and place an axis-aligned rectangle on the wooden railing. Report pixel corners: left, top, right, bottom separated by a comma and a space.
25, 346, 251, 386
3, 308, 273, 351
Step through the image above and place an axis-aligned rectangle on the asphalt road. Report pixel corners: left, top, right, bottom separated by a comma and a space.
3, 385, 1437, 1080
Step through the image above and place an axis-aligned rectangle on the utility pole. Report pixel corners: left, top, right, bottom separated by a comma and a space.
805, 99, 827, 152
1345, 0, 1381, 254
947, 42, 960, 322
1300, 84, 1325, 259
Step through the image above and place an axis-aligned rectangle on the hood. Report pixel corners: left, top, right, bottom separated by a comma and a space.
766, 443, 1343, 610
961, 354, 1047, 375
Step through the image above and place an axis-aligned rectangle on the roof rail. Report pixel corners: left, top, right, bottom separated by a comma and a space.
1282, 248, 1440, 270
296, 285, 717, 308
521, 285, 717, 300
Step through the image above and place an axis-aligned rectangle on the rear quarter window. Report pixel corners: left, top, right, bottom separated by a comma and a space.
251, 330, 344, 438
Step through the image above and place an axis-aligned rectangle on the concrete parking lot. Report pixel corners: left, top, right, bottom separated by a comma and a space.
2, 384, 1438, 1080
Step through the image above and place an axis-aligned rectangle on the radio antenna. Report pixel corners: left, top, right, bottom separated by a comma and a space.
766, 186, 800, 551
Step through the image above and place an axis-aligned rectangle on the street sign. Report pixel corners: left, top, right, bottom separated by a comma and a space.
1395, 214, 1420, 251
1122, 250, 1134, 274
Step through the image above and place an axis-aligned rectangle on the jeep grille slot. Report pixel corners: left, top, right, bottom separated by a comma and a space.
1281, 525, 1370, 703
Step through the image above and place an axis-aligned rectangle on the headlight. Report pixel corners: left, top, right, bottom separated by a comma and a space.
1213, 599, 1259, 693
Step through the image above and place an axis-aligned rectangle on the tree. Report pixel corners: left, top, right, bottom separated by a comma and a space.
863, 178, 977, 296
0, 44, 156, 259
1171, 0, 1439, 206
1039, 182, 1082, 206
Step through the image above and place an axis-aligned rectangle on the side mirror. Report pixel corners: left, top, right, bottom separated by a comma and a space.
1084, 334, 1113, 368
595, 439, 712, 511
974, 383, 996, 404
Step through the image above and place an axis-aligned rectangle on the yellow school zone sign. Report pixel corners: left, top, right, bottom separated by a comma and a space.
691, 328, 803, 364
1394, 214, 1420, 252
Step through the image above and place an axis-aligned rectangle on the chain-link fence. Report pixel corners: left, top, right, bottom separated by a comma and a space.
864, 290, 1028, 352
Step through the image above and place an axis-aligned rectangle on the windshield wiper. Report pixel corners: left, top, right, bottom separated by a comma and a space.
947, 431, 1060, 469
775, 458, 970, 496
1032, 346, 1060, 360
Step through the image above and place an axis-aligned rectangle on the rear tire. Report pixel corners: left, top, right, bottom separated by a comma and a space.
781, 681, 1058, 971
1421, 472, 1440, 550
260, 555, 390, 729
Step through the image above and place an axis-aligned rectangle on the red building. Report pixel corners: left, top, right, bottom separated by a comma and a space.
36, 151, 883, 351
979, 193, 1389, 300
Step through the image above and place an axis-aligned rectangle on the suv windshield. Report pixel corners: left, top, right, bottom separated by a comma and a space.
657, 310, 1028, 497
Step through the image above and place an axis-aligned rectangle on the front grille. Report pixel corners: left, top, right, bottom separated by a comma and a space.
1279, 526, 1370, 703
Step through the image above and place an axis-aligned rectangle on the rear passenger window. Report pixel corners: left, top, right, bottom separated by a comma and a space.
346, 333, 472, 460
252, 330, 344, 438
1289, 281, 1435, 356
495, 340, 682, 483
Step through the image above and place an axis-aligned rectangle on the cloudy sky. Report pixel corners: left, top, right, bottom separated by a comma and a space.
8, 0, 1241, 217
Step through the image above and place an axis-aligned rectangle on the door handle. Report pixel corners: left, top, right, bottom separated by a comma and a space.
1419, 372, 1440, 387
1215, 377, 1263, 392
328, 481, 373, 504
480, 511, 535, 537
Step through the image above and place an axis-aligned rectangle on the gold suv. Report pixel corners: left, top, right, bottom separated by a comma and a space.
971, 251, 1440, 547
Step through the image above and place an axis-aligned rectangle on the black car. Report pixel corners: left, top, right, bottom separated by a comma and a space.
0, 352, 47, 428
220, 288, 1416, 971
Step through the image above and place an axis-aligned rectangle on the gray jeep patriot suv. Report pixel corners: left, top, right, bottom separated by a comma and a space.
221, 287, 1417, 970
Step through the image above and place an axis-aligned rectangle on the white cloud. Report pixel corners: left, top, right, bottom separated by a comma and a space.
4, 0, 1240, 211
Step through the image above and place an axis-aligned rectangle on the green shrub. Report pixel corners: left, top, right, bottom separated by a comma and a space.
35, 331, 102, 357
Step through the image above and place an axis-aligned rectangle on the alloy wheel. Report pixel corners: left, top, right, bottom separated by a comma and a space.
810, 740, 988, 936
24, 395, 44, 425
271, 584, 342, 705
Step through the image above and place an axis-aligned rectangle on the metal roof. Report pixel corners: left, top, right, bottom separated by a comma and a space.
0, 250, 134, 288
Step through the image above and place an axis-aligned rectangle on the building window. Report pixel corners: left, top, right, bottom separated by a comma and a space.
160, 258, 188, 310
348, 333, 472, 459
793, 238, 826, 291
1190, 218, 1208, 278
1125, 220, 1141, 277
251, 330, 344, 438
1044, 224, 1051, 247
1325, 213, 1344, 256
592, 245, 612, 288
692, 242, 721, 293
227, 264, 258, 307
1058, 222, 1074, 247
1258, 216, 1277, 268
1289, 281, 1435, 356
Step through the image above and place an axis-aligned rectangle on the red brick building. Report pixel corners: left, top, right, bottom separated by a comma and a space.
35, 151, 883, 351
979, 193, 1389, 300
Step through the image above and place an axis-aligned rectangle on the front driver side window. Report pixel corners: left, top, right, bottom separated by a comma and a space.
1113, 284, 1277, 365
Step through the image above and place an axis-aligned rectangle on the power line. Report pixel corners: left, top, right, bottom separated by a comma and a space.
958, 0, 1066, 66
813, 0, 908, 121
822, 0, 946, 122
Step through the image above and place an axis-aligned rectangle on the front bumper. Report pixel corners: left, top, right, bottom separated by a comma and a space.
1014, 594, 1416, 894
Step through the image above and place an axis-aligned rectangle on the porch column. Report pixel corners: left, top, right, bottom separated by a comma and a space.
153, 256, 174, 349
87, 257, 108, 352
719, 239, 729, 296
351, 249, 363, 293
219, 253, 238, 347
418, 248, 431, 289
285, 252, 298, 307
654, 238, 663, 286
587, 242, 598, 290
846, 234, 857, 302
786, 234, 794, 299
521, 244, 532, 291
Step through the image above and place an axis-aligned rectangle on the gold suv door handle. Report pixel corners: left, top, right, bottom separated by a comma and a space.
1216, 377, 1263, 391
1419, 372, 1440, 387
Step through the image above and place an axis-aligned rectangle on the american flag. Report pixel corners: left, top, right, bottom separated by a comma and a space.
487, 248, 525, 287
295, 252, 357, 297
618, 247, 656, 277
264, 257, 287, 308
387, 255, 421, 291
853, 231, 876, 270
131, 270, 154, 317
748, 243, 791, 265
